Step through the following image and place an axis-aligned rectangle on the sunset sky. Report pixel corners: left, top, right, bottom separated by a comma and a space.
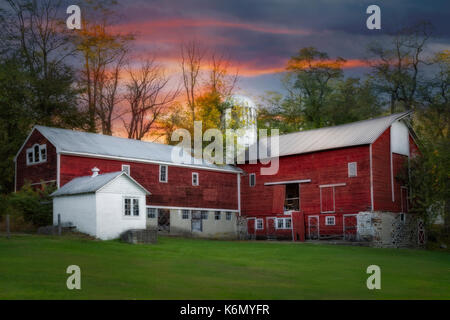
104, 0, 450, 98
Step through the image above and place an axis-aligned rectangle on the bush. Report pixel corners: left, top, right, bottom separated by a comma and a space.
2, 182, 55, 227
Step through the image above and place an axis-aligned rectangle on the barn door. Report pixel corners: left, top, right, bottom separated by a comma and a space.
191, 211, 202, 232
158, 209, 170, 232
267, 217, 276, 238
343, 214, 357, 240
308, 215, 319, 240
247, 218, 256, 238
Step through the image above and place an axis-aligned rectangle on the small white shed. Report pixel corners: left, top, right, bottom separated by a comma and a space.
51, 168, 150, 240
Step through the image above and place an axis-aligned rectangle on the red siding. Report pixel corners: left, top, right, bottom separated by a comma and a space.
238, 145, 372, 216
59, 155, 238, 210
15, 129, 57, 190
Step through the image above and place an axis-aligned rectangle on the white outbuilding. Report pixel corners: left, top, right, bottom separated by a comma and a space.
51, 168, 150, 240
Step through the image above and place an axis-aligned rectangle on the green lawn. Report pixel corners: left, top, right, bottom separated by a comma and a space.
0, 235, 449, 299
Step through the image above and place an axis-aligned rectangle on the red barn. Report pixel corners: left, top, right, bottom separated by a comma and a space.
237, 111, 421, 246
14, 112, 422, 246
14, 126, 242, 239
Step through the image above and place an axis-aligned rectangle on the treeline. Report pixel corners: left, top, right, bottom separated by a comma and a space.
0, 1, 448, 234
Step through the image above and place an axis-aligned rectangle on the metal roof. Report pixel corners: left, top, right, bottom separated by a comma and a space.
32, 125, 240, 173
246, 111, 412, 160
51, 171, 150, 197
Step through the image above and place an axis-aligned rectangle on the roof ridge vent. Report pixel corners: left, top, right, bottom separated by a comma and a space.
91, 167, 100, 177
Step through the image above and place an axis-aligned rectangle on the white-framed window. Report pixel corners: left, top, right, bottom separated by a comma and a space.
325, 216, 336, 226
276, 218, 292, 229
122, 164, 130, 175
400, 213, 406, 224
182, 209, 190, 219
124, 197, 140, 216
215, 212, 221, 220
147, 207, 157, 218
192, 172, 199, 186
249, 173, 256, 187
226, 212, 232, 221
255, 218, 264, 230
201, 211, 208, 220
348, 162, 357, 177
26, 144, 47, 165
159, 165, 168, 182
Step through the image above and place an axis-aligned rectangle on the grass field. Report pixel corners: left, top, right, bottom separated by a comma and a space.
0, 235, 449, 299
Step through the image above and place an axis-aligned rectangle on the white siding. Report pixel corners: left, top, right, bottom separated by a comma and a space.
99, 174, 144, 195
53, 194, 97, 236
96, 193, 146, 240
391, 121, 410, 156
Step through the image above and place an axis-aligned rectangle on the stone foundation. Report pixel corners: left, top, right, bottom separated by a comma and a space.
357, 211, 422, 248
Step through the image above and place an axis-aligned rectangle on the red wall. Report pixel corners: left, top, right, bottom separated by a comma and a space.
16, 129, 57, 190
238, 145, 372, 217
371, 127, 416, 212
60, 155, 239, 210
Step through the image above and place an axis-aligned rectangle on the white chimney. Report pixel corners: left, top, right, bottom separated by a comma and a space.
91, 167, 100, 177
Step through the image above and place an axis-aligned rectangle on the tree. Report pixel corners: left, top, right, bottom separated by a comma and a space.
123, 59, 179, 140
287, 47, 346, 128
368, 22, 432, 113
180, 41, 205, 129
74, 0, 133, 133
0, 0, 85, 129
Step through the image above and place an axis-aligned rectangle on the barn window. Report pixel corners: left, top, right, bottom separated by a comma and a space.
255, 218, 264, 230
124, 197, 139, 216
182, 210, 190, 219
26, 144, 47, 165
147, 207, 157, 218
400, 213, 406, 224
325, 216, 336, 226
348, 162, 357, 177
284, 183, 299, 211
201, 211, 208, 220
192, 172, 199, 186
132, 199, 139, 216
226, 212, 232, 220
122, 164, 130, 175
276, 218, 292, 229
27, 149, 33, 164
124, 198, 131, 216
40, 145, 47, 161
215, 212, 221, 220
320, 187, 335, 213
159, 165, 168, 182
249, 173, 256, 187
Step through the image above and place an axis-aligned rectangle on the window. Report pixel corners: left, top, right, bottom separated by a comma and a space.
159, 165, 168, 182
325, 216, 336, 226
320, 187, 335, 213
400, 213, 406, 224
226, 212, 232, 221
348, 162, 357, 177
182, 210, 190, 219
249, 173, 256, 187
147, 207, 157, 218
122, 164, 130, 175
284, 183, 299, 211
276, 218, 292, 229
201, 211, 208, 220
124, 197, 139, 216
256, 218, 264, 230
215, 212, 221, 220
124, 198, 131, 216
192, 172, 199, 186
26, 144, 47, 165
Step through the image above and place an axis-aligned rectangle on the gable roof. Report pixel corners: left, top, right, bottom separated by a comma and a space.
246, 111, 413, 160
15, 125, 240, 173
51, 171, 150, 197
